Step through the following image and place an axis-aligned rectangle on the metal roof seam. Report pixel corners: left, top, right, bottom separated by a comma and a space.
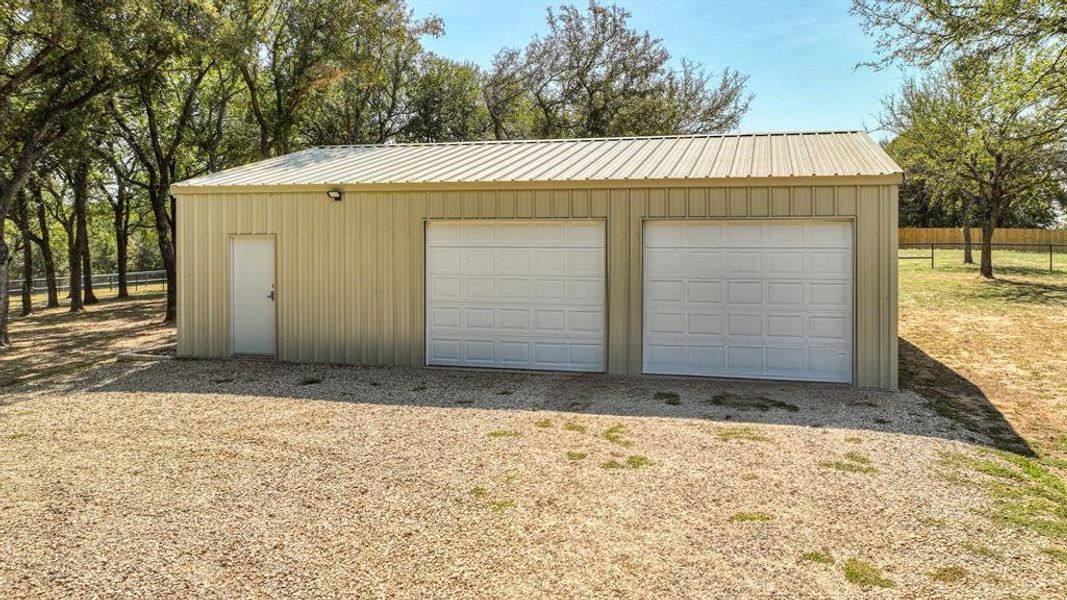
173, 131, 901, 188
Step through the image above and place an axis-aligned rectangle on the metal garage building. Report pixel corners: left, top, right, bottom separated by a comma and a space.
172, 131, 902, 389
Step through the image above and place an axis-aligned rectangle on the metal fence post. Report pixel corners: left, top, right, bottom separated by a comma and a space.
930, 242, 935, 269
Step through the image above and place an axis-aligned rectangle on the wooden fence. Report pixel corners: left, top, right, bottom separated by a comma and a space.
899, 227, 1067, 245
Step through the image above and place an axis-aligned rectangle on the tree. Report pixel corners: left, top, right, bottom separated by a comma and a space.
0, 0, 181, 343
40, 172, 79, 309
485, 1, 751, 139
13, 190, 33, 315
96, 141, 148, 299
882, 56, 1067, 278
231, 0, 393, 157
853, 0, 1066, 84
302, 4, 443, 145
108, 0, 230, 322
402, 56, 488, 142
27, 178, 59, 308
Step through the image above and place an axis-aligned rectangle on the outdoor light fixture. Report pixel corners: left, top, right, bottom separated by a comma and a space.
327, 190, 343, 201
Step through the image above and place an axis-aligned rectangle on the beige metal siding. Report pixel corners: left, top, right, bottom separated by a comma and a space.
176, 183, 898, 389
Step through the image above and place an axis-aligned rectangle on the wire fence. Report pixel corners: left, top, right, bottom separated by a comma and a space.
7, 270, 167, 296
899, 243, 1067, 273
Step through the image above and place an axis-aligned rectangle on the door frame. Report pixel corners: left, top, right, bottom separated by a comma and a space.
228, 233, 278, 358
422, 218, 609, 372
638, 217, 856, 383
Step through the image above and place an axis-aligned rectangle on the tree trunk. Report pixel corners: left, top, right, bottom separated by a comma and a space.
115, 227, 129, 299
68, 159, 88, 309
81, 237, 98, 304
149, 188, 176, 322
17, 192, 33, 316
980, 222, 995, 279
113, 186, 130, 299
960, 199, 974, 265
32, 187, 60, 307
0, 237, 10, 345
73, 161, 98, 305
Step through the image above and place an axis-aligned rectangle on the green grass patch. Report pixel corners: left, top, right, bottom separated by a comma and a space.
843, 558, 895, 589
740, 473, 759, 481
488, 499, 515, 512
599, 455, 651, 470
729, 511, 774, 523
566, 451, 586, 461
603, 424, 634, 447
503, 470, 521, 483
801, 551, 834, 564
626, 455, 651, 469
843, 451, 873, 465
534, 418, 553, 428
299, 375, 323, 385
488, 430, 520, 438
938, 449, 1067, 540
928, 566, 968, 583
469, 486, 487, 497
1042, 546, 1067, 564
960, 540, 1002, 559
5, 432, 29, 440
844, 436, 862, 444
654, 391, 681, 405
820, 461, 878, 474
718, 427, 772, 443
563, 421, 587, 433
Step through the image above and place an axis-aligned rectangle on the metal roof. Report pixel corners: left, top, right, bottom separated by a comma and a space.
173, 131, 902, 189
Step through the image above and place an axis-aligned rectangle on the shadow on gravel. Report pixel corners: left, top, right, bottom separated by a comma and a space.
68, 339, 1032, 454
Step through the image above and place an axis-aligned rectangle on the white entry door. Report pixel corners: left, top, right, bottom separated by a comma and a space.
643, 220, 853, 383
426, 221, 605, 372
231, 236, 276, 356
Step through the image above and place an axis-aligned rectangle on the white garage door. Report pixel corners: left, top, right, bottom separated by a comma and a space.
426, 221, 605, 372
643, 220, 853, 383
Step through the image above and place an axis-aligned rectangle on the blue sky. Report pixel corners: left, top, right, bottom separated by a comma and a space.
409, 0, 908, 136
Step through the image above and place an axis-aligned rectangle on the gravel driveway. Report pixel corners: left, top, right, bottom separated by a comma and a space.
1, 359, 1062, 598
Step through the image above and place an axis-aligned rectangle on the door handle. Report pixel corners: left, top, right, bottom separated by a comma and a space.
268, 290, 275, 301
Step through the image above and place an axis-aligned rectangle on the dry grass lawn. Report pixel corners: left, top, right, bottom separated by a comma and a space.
898, 251, 1067, 460
0, 291, 174, 385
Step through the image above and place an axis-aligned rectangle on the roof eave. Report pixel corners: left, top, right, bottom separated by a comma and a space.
171, 173, 904, 195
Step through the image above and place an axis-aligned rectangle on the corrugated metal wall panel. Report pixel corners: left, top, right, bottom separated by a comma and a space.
176, 183, 898, 389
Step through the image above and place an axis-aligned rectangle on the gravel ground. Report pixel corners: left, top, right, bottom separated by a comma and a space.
0, 359, 1062, 599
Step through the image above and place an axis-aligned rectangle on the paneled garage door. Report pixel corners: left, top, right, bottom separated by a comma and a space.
643, 220, 853, 383
426, 221, 605, 371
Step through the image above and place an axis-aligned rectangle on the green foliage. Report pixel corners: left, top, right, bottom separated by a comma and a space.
718, 427, 772, 443
928, 566, 968, 582
939, 449, 1067, 540
602, 424, 634, 447
854, 0, 1067, 93
882, 56, 1066, 278
483, 2, 750, 138
487, 430, 520, 439
842, 558, 895, 588
801, 551, 835, 564
728, 512, 774, 523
